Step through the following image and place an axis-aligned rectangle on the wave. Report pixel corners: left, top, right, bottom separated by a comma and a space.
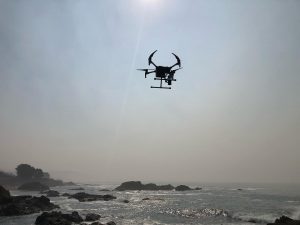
164, 207, 229, 219
232, 213, 277, 224
291, 206, 300, 220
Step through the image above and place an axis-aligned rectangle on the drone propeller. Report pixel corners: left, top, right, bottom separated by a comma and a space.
137, 69, 155, 78
148, 50, 157, 67
171, 67, 183, 72
171, 53, 181, 68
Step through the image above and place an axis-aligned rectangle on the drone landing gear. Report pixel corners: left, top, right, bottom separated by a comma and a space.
151, 77, 172, 89
151, 86, 171, 89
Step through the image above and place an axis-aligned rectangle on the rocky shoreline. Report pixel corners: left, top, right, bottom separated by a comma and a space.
2, 183, 300, 225
0, 185, 58, 217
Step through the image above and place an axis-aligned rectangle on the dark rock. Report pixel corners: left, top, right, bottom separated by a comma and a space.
18, 182, 49, 192
99, 189, 110, 191
35, 211, 83, 225
62, 193, 71, 197
0, 185, 11, 204
158, 184, 174, 190
267, 216, 300, 225
142, 198, 150, 201
69, 192, 116, 202
237, 188, 243, 191
115, 181, 174, 191
194, 187, 202, 190
123, 200, 129, 203
106, 222, 116, 225
70, 187, 84, 191
85, 213, 101, 221
90, 222, 104, 225
248, 218, 258, 223
42, 190, 60, 197
175, 185, 192, 191
0, 195, 58, 217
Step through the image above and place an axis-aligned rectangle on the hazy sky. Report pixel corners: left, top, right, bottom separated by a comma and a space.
0, 0, 299, 184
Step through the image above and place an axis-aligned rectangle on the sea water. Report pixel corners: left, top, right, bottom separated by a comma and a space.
1, 183, 300, 225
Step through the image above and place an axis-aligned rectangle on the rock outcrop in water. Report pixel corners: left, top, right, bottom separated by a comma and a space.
42, 190, 60, 197
35, 211, 117, 225
175, 185, 192, 191
115, 181, 174, 191
18, 182, 49, 191
69, 192, 116, 202
0, 186, 58, 217
85, 213, 101, 221
267, 216, 300, 225
35, 211, 83, 225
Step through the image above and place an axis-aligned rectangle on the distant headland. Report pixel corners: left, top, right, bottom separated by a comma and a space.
0, 164, 74, 189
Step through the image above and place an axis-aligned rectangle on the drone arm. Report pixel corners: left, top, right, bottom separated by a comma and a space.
148, 50, 158, 67
170, 53, 181, 68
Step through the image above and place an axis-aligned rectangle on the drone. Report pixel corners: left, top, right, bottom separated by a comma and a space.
137, 50, 182, 89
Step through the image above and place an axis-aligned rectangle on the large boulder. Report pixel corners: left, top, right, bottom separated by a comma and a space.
0, 186, 11, 204
115, 181, 174, 191
267, 216, 300, 225
85, 213, 101, 221
35, 211, 83, 225
0, 195, 58, 217
69, 192, 116, 202
18, 182, 49, 192
175, 185, 192, 191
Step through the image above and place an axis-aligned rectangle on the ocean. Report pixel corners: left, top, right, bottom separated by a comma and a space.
1, 183, 300, 225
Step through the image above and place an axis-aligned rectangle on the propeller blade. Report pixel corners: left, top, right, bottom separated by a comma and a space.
171, 67, 183, 72
137, 69, 155, 71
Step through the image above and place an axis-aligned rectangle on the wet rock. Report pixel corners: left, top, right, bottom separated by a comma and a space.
62, 193, 71, 197
194, 187, 202, 190
18, 182, 49, 192
0, 194, 58, 217
42, 190, 60, 197
69, 192, 116, 202
175, 185, 192, 191
267, 216, 300, 225
115, 181, 174, 191
0, 185, 11, 204
106, 222, 116, 225
85, 213, 101, 221
123, 200, 129, 203
99, 189, 110, 191
142, 197, 150, 201
35, 211, 83, 225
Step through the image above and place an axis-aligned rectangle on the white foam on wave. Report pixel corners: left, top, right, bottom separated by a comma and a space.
232, 212, 276, 224
164, 207, 229, 219
291, 206, 300, 220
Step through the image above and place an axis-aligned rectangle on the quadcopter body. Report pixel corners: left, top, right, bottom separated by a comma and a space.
137, 50, 182, 89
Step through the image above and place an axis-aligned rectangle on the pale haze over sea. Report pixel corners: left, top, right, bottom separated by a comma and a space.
0, 0, 300, 184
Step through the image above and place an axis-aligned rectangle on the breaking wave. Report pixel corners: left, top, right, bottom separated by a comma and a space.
163, 207, 230, 218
